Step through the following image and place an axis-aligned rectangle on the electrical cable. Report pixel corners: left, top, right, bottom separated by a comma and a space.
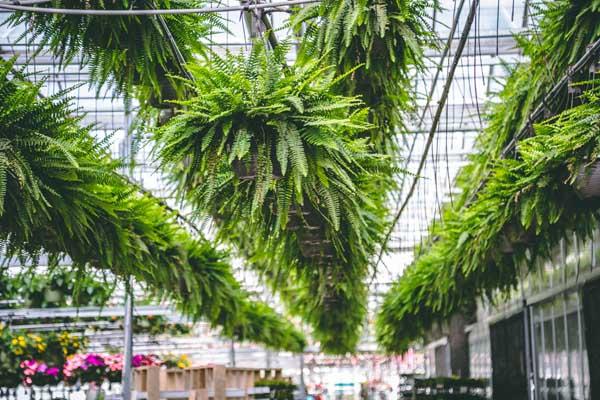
374, 0, 478, 271
0, 0, 319, 15
6, 0, 50, 5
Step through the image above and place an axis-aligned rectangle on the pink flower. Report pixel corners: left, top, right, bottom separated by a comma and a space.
85, 354, 105, 367
132, 354, 143, 368
64, 353, 88, 377
105, 354, 124, 372
21, 360, 38, 369
46, 367, 59, 377
20, 360, 39, 376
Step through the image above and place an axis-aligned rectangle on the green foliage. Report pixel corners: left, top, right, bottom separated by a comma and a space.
4, 0, 435, 353
255, 378, 297, 400
6, 0, 224, 104
154, 43, 391, 353
293, 0, 436, 147
377, 84, 600, 353
457, 0, 600, 203
280, 267, 368, 354
0, 268, 113, 309
0, 57, 304, 353
132, 315, 193, 336
0, 328, 85, 388
376, 0, 600, 353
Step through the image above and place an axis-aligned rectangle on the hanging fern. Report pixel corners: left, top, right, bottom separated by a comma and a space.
375, 0, 600, 353
154, 42, 392, 353
456, 0, 600, 205
293, 0, 437, 148
377, 83, 600, 353
6, 0, 225, 104
0, 57, 305, 353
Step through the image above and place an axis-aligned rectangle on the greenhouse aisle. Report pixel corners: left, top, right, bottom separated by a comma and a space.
1, 0, 600, 399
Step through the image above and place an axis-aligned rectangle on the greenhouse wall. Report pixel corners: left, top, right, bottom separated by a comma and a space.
458, 230, 600, 399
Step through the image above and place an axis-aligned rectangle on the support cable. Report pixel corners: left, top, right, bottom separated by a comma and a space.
152, 3, 195, 81
369, 0, 466, 283
0, 0, 320, 15
374, 0, 481, 271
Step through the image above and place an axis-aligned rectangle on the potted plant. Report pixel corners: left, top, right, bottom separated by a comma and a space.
160, 353, 191, 369
20, 360, 62, 387
104, 354, 124, 384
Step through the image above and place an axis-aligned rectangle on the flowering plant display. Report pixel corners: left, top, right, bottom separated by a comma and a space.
160, 353, 191, 369
57, 331, 84, 357
132, 353, 161, 368
0, 325, 20, 388
63, 353, 161, 385
104, 353, 124, 383
0, 327, 189, 388
10, 334, 46, 358
1, 328, 87, 388
63, 353, 107, 384
20, 360, 62, 387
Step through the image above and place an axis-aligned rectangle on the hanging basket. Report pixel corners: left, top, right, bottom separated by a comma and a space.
157, 108, 176, 127
298, 230, 335, 258
148, 78, 179, 110
231, 153, 283, 181
499, 222, 536, 254
298, 243, 335, 259
575, 159, 600, 198
289, 205, 321, 231
285, 206, 315, 231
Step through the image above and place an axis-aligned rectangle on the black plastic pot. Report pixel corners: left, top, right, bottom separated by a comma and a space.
499, 222, 536, 254
285, 207, 316, 231
148, 78, 179, 110
575, 160, 600, 198
297, 230, 334, 258
232, 153, 283, 180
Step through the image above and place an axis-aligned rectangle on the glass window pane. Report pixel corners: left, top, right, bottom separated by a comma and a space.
554, 304, 568, 400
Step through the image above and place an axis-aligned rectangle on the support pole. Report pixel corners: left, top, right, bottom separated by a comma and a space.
230, 339, 236, 367
121, 100, 134, 400
298, 354, 306, 399
122, 280, 134, 400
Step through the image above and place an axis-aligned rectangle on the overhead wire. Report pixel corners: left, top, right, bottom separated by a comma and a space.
0, 0, 320, 15
376, 0, 467, 273
374, 0, 479, 271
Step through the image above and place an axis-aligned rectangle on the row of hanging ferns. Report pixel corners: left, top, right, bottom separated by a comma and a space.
0, 57, 305, 353
6, 0, 435, 353
375, 0, 600, 353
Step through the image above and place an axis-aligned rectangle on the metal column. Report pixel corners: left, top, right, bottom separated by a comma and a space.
298, 353, 306, 399
122, 282, 134, 400
121, 100, 134, 400
229, 339, 236, 367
